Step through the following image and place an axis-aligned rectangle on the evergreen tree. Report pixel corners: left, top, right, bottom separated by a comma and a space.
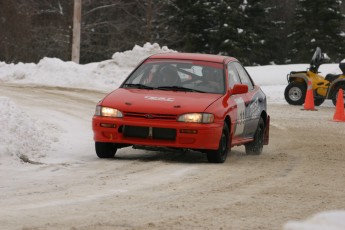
263, 0, 297, 64
161, 0, 238, 54
205, 1, 240, 55
289, 0, 345, 63
221, 0, 273, 65
247, 0, 287, 65
161, 0, 277, 65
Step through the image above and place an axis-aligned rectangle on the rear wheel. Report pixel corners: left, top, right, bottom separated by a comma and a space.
331, 84, 345, 106
284, 82, 306, 105
95, 142, 117, 158
245, 117, 265, 155
206, 124, 230, 163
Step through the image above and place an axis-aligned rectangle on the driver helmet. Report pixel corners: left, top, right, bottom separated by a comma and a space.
160, 66, 180, 85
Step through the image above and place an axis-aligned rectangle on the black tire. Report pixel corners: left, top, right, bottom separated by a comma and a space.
284, 82, 306, 105
331, 84, 345, 106
314, 97, 325, 106
95, 142, 117, 158
245, 117, 265, 155
206, 124, 230, 163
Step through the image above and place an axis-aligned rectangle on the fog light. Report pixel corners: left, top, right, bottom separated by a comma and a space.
100, 123, 116, 128
102, 132, 116, 139
180, 129, 198, 134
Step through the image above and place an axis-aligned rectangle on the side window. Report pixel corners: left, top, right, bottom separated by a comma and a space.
234, 62, 254, 90
227, 62, 241, 88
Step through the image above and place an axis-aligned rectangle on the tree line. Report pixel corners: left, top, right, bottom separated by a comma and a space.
1, 0, 345, 65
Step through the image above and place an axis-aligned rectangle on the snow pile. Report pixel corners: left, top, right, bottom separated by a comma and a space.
0, 61, 36, 82
91, 42, 177, 90
0, 57, 99, 89
284, 210, 345, 230
33, 57, 97, 89
111, 42, 176, 67
0, 97, 55, 164
0, 42, 176, 92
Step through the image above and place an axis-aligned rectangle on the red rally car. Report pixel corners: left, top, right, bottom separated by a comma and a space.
92, 53, 270, 163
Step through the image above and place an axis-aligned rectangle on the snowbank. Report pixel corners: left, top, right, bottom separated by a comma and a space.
0, 43, 176, 91
0, 97, 55, 164
111, 42, 176, 67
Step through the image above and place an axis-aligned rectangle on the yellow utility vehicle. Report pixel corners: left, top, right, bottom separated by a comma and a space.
284, 47, 345, 106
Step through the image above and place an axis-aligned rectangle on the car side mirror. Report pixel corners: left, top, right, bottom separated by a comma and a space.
231, 84, 248, 95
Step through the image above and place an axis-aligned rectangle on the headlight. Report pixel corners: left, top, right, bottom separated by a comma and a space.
177, 113, 214, 123
95, 106, 123, 118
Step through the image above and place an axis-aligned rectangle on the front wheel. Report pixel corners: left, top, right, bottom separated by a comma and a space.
331, 84, 345, 106
314, 97, 325, 106
284, 82, 306, 105
95, 142, 117, 158
245, 117, 265, 155
206, 124, 230, 163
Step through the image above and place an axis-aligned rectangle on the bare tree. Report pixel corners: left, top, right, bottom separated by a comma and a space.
0, 0, 72, 63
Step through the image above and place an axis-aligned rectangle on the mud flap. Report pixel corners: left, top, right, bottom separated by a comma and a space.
264, 115, 270, 145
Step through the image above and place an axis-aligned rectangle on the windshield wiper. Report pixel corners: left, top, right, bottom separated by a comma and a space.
156, 86, 205, 93
123, 83, 154, 90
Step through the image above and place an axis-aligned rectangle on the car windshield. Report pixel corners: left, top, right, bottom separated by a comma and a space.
122, 59, 225, 94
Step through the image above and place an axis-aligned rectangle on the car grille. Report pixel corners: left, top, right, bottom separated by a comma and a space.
123, 112, 177, 120
122, 125, 176, 140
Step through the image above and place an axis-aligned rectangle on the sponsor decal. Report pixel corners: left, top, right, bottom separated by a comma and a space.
248, 90, 265, 119
234, 97, 245, 136
144, 96, 175, 102
249, 97, 260, 119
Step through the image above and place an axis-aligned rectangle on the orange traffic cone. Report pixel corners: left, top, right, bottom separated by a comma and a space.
333, 89, 345, 122
302, 80, 317, 111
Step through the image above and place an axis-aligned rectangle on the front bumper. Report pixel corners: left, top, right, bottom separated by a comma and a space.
92, 116, 223, 150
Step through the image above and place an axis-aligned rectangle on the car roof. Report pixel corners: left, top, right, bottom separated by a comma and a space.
148, 52, 238, 64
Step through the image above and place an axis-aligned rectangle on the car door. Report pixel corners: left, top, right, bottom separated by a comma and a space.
227, 62, 249, 140
233, 62, 261, 138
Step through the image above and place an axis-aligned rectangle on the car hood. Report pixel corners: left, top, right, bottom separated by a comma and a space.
101, 88, 223, 114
